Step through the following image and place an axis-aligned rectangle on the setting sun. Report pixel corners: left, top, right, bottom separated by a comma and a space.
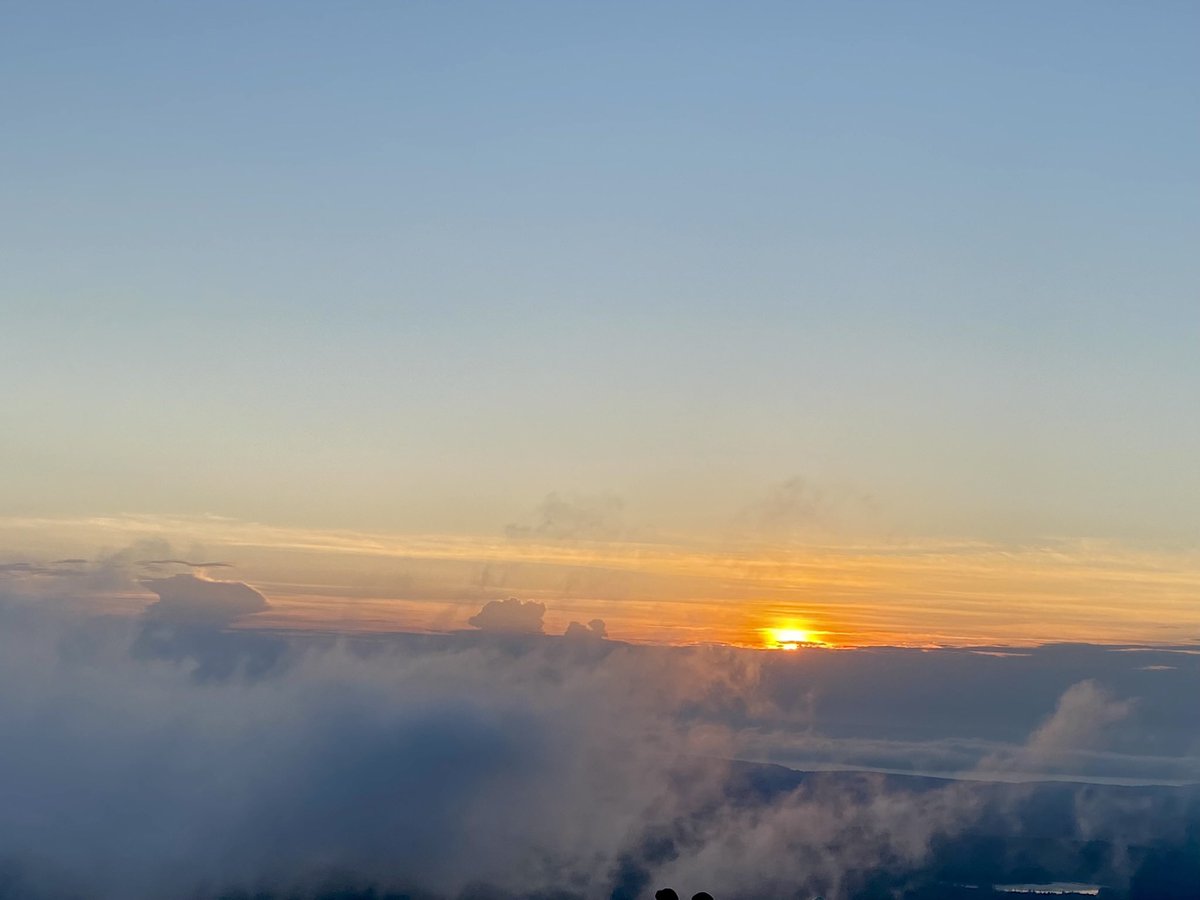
764, 626, 819, 650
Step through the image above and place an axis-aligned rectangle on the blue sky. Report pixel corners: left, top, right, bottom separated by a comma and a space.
3, 1, 1198, 544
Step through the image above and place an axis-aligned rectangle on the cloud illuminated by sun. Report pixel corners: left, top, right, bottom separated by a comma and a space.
763, 626, 823, 650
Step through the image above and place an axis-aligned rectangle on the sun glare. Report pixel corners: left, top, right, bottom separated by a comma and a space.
764, 626, 819, 650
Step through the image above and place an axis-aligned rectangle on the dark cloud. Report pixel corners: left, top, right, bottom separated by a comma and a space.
132, 575, 278, 680
468, 597, 545, 634
139, 559, 234, 569
505, 492, 625, 541
141, 574, 269, 626
563, 619, 607, 641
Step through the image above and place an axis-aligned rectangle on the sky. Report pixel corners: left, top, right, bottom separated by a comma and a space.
2, 7, 1200, 899
2, 2, 1199, 648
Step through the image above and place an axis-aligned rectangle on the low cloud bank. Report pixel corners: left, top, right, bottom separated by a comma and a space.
0, 567, 1198, 898
1, 590, 787, 898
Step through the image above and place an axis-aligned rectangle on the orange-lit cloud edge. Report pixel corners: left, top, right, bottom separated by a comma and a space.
3, 513, 1199, 650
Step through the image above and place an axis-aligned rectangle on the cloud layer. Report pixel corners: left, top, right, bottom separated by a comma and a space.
0, 568, 1198, 898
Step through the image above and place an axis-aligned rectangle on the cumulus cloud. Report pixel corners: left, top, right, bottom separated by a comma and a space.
130, 574, 279, 681
468, 597, 546, 634
141, 573, 269, 626
564, 618, 607, 641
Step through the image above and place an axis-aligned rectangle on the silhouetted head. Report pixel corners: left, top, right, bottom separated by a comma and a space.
691, 893, 715, 900
654, 890, 679, 900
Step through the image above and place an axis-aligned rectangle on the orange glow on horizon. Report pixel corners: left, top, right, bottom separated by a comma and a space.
7, 514, 1200, 649
763, 625, 827, 650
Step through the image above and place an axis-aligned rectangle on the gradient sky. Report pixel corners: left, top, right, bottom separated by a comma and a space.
3, 3, 1198, 646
